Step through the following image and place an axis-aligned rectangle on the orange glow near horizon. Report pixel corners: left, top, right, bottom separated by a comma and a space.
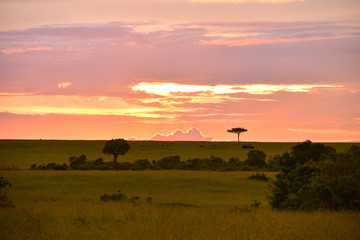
0, 95, 169, 118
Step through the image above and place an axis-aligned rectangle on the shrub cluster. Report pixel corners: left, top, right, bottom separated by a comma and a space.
30, 150, 273, 171
268, 141, 360, 211
31, 163, 68, 170
100, 190, 142, 205
100, 190, 128, 202
31, 155, 113, 170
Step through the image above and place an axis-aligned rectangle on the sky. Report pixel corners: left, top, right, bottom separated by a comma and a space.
0, 0, 359, 142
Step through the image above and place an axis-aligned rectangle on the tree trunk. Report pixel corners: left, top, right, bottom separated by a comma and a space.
113, 154, 118, 169
237, 133, 240, 144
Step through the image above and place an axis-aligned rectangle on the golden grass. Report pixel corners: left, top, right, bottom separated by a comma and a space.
2, 202, 359, 240
1, 170, 359, 240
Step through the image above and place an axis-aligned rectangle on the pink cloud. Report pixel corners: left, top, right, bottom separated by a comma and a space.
150, 127, 214, 141
196, 35, 347, 47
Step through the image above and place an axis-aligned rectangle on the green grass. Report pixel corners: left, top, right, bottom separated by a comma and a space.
1, 170, 359, 240
1, 140, 358, 169
1, 141, 359, 239
1, 170, 273, 207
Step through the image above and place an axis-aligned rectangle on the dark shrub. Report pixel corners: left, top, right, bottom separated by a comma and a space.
157, 156, 181, 169
268, 141, 360, 211
290, 140, 336, 166
185, 158, 211, 170
248, 172, 269, 181
94, 158, 103, 164
69, 154, 87, 168
267, 154, 281, 171
245, 150, 267, 168
134, 159, 151, 170
117, 162, 134, 170
0, 177, 14, 208
100, 190, 127, 202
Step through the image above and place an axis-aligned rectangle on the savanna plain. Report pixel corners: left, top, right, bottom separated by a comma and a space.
0, 140, 359, 240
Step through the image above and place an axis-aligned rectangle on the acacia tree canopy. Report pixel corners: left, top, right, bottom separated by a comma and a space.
102, 139, 131, 164
227, 128, 248, 143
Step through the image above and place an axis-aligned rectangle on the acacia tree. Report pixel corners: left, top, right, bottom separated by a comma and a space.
227, 128, 248, 144
102, 139, 131, 167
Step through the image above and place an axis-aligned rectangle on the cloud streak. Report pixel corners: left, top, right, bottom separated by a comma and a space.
196, 35, 347, 46
187, 0, 304, 3
1, 47, 53, 54
132, 82, 343, 96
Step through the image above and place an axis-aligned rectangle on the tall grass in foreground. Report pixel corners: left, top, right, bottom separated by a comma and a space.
1, 202, 359, 240
1, 170, 359, 239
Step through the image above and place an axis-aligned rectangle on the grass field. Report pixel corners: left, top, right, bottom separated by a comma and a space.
1, 140, 358, 169
1, 170, 360, 240
1, 140, 360, 239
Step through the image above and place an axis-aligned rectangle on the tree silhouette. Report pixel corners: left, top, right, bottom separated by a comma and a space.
102, 139, 130, 167
227, 128, 248, 144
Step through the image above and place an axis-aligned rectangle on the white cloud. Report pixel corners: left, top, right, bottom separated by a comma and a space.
150, 128, 214, 141
57, 82, 72, 89
132, 82, 343, 95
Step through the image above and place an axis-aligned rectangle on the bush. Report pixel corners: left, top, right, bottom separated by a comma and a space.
100, 190, 141, 205
268, 141, 360, 211
100, 190, 127, 202
184, 158, 211, 170
134, 159, 151, 170
157, 156, 181, 169
248, 172, 269, 181
30, 163, 68, 170
245, 150, 267, 168
0, 177, 14, 208
69, 154, 87, 168
267, 154, 281, 171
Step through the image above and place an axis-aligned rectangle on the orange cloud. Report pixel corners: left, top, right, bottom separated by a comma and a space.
0, 94, 168, 118
1, 47, 53, 54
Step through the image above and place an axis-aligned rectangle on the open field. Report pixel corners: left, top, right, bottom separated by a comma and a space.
1, 141, 359, 239
1, 170, 360, 240
0, 140, 358, 169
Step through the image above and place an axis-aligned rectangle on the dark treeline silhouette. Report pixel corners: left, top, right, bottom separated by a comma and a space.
30, 149, 272, 171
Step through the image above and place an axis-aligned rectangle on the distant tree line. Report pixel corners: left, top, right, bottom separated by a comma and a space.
30, 149, 272, 171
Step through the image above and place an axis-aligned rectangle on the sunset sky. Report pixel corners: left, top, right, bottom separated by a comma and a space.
0, 0, 359, 142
